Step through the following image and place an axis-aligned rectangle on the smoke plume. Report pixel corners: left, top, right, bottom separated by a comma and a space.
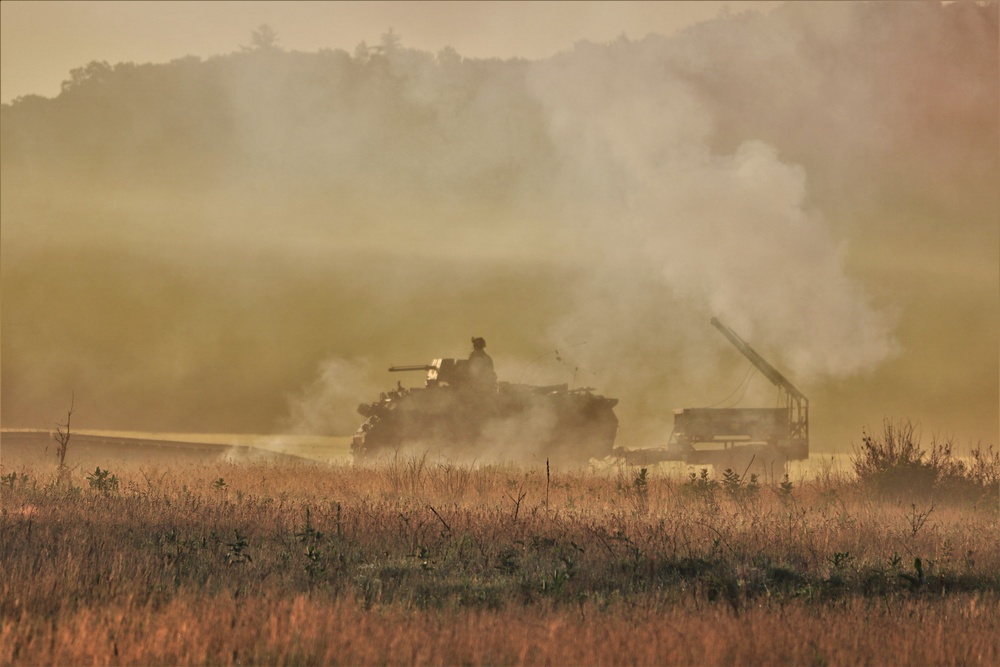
1, 2, 996, 451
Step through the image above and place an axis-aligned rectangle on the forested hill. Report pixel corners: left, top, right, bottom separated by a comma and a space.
1, 38, 551, 203
3, 2, 995, 219
2, 2, 997, 445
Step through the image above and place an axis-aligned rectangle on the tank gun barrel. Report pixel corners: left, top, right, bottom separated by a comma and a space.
388, 364, 436, 372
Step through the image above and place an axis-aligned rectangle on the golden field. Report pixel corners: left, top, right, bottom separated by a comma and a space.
1, 434, 998, 666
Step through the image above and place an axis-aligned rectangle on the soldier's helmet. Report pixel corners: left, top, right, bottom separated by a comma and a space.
471, 337, 486, 350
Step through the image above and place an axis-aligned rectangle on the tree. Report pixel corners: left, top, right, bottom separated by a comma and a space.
380, 28, 402, 56
437, 46, 462, 68
61, 61, 112, 93
353, 40, 370, 63
246, 24, 280, 51
53, 393, 74, 482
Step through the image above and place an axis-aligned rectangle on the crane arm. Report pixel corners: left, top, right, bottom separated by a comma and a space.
710, 318, 807, 401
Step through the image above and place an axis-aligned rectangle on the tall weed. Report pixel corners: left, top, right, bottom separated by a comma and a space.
853, 419, 998, 503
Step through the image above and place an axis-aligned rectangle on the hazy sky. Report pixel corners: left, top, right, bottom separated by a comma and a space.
0, 1, 781, 103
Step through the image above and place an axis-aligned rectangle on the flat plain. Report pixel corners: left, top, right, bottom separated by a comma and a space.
1, 431, 998, 666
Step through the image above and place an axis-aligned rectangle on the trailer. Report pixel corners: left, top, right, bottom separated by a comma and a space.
618, 318, 808, 470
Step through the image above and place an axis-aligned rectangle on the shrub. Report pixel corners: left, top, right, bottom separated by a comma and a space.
685, 468, 720, 498
852, 419, 998, 503
721, 467, 760, 500
86, 466, 119, 493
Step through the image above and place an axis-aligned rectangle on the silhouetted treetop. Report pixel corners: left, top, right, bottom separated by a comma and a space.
245, 24, 280, 52
61, 60, 114, 93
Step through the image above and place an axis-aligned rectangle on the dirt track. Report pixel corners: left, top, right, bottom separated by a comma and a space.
0, 430, 316, 469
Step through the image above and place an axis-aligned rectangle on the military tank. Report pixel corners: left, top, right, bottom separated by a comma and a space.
352, 356, 619, 462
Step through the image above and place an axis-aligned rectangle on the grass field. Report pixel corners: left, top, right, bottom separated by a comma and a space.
1, 432, 998, 666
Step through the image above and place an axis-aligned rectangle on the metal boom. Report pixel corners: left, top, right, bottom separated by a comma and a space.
709, 318, 809, 442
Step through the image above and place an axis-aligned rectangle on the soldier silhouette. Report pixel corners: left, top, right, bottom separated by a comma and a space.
468, 337, 497, 388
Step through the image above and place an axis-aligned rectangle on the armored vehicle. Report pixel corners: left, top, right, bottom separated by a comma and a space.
352, 356, 619, 461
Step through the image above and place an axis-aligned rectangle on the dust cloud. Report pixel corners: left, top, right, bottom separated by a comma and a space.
1, 2, 996, 453
283, 357, 378, 436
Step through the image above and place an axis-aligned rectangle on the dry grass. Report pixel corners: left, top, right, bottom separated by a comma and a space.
2, 455, 998, 665
6, 593, 998, 666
